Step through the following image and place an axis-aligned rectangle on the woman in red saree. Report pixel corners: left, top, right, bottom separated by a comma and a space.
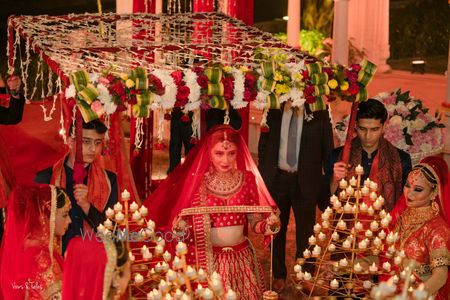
145, 125, 280, 299
391, 156, 450, 299
62, 236, 131, 300
0, 184, 71, 300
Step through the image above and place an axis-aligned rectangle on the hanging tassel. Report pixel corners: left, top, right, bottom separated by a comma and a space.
260, 108, 269, 132
190, 109, 200, 144
223, 109, 230, 125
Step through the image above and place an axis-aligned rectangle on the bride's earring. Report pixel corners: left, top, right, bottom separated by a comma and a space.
431, 197, 440, 214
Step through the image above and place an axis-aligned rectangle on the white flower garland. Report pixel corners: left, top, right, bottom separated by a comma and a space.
230, 68, 247, 109
152, 69, 177, 110
184, 69, 201, 111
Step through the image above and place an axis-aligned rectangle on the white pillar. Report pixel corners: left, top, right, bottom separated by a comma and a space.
116, 0, 133, 13
347, 0, 390, 72
287, 0, 301, 48
332, 0, 349, 65
155, 0, 163, 14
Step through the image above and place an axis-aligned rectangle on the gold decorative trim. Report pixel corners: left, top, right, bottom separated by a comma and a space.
49, 185, 57, 263
179, 205, 273, 216
102, 235, 117, 300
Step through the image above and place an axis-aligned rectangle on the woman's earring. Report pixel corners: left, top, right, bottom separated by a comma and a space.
431, 200, 440, 214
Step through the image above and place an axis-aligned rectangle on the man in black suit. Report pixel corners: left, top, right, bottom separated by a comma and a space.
258, 102, 334, 293
0, 75, 25, 124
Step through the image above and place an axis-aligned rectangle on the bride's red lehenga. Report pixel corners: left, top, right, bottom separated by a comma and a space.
145, 125, 278, 299
390, 156, 450, 300
0, 185, 63, 300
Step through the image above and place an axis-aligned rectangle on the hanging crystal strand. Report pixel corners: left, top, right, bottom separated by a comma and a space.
18, 37, 31, 101
41, 76, 59, 121
58, 78, 67, 144
178, 0, 181, 13
134, 117, 144, 150
47, 69, 54, 98
7, 19, 18, 75
190, 108, 200, 140
168, 0, 172, 14
29, 60, 42, 100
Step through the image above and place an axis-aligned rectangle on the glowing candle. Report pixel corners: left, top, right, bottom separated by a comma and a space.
105, 207, 114, 218
349, 176, 357, 186
135, 273, 144, 284
339, 179, 348, 189
130, 201, 139, 212
121, 189, 131, 200
355, 164, 364, 175
313, 223, 322, 233
369, 263, 378, 274
330, 279, 339, 289
139, 205, 148, 217
308, 235, 316, 245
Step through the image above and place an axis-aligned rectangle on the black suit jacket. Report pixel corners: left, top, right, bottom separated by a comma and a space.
0, 87, 25, 125
258, 107, 334, 201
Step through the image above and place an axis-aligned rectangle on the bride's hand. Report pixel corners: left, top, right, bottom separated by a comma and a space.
265, 213, 281, 234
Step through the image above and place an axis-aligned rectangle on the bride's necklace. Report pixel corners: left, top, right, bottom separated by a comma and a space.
205, 169, 244, 198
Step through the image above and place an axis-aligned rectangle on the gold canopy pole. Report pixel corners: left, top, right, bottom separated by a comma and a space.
96, 0, 105, 38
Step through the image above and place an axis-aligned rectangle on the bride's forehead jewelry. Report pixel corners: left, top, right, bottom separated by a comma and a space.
222, 131, 231, 150
413, 165, 438, 188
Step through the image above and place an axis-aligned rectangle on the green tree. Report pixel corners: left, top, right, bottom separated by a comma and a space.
301, 0, 334, 35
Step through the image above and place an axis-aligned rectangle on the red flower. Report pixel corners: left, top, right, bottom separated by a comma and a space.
349, 83, 360, 95
106, 74, 115, 83
189, 137, 199, 144
197, 75, 209, 89
222, 77, 234, 101
260, 125, 270, 133
193, 67, 204, 75
304, 85, 315, 96
302, 70, 310, 80
351, 64, 362, 72
243, 89, 252, 101
175, 85, 190, 107
164, 113, 171, 120
323, 67, 333, 78
245, 73, 256, 86
132, 149, 140, 157
149, 75, 164, 95
181, 114, 190, 122
345, 70, 358, 83
171, 70, 184, 85
305, 95, 316, 104
128, 95, 137, 105
110, 81, 126, 97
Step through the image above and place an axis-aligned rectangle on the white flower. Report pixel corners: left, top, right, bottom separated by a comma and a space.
230, 68, 247, 109
375, 92, 390, 100
152, 69, 177, 110
89, 73, 100, 83
184, 69, 201, 111
389, 115, 403, 126
420, 143, 432, 153
97, 84, 111, 104
65, 85, 76, 98
412, 119, 426, 130
406, 101, 418, 110
103, 101, 117, 114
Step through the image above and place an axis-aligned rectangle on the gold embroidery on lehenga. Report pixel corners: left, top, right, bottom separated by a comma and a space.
396, 206, 438, 247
